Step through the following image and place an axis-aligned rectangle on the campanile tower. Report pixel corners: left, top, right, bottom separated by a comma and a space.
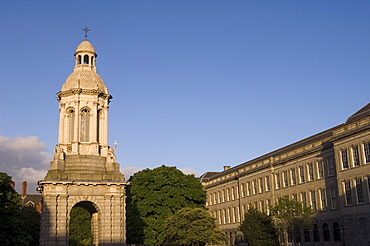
38, 32, 128, 246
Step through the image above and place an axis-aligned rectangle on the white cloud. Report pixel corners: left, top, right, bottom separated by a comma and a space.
180, 168, 200, 177
121, 166, 143, 180
0, 135, 52, 194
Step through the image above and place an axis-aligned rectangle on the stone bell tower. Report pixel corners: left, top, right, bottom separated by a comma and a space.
38, 31, 128, 246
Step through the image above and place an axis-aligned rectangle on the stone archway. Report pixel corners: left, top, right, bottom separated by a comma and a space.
70, 201, 100, 246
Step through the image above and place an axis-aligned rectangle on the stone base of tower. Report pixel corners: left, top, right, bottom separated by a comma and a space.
38, 179, 129, 246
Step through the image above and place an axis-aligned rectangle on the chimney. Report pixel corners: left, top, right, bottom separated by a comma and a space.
22, 181, 27, 197
223, 166, 231, 171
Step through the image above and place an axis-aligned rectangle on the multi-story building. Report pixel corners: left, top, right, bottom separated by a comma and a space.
201, 103, 370, 246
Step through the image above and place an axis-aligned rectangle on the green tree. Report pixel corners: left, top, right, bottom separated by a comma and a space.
271, 196, 315, 245
126, 165, 206, 245
69, 207, 91, 246
240, 208, 279, 246
0, 172, 32, 246
19, 206, 41, 246
162, 207, 227, 246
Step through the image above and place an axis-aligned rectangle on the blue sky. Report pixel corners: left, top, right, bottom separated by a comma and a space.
1, 1, 370, 193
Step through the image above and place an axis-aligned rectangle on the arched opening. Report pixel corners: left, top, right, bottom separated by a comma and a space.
78, 55, 82, 65
83, 55, 89, 64
91, 56, 94, 66
69, 201, 99, 246
313, 224, 320, 242
333, 222, 341, 241
80, 108, 90, 142
68, 109, 75, 142
323, 223, 330, 241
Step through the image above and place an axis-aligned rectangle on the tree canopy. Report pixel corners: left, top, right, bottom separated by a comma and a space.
0, 172, 33, 246
270, 196, 315, 245
126, 165, 206, 245
240, 208, 279, 246
162, 207, 227, 246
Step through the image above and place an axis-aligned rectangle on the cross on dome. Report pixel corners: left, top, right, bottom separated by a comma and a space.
82, 26, 90, 40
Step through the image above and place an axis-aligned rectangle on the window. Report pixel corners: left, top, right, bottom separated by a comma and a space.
283, 171, 288, 187
68, 109, 75, 142
330, 187, 338, 209
260, 200, 265, 212
77, 55, 82, 64
327, 158, 335, 176
291, 168, 297, 185
333, 222, 341, 241
214, 192, 217, 204
310, 190, 317, 211
313, 224, 320, 242
299, 166, 305, 183
80, 108, 90, 142
218, 191, 221, 203
301, 192, 307, 206
231, 187, 235, 200
341, 149, 349, 169
258, 178, 263, 193
304, 230, 310, 242
275, 173, 281, 189
320, 189, 327, 210
222, 209, 226, 224
246, 182, 251, 196
323, 223, 330, 241
226, 188, 230, 201
222, 190, 225, 202
265, 176, 270, 191
253, 179, 257, 194
344, 180, 352, 205
218, 210, 222, 224
241, 183, 245, 197
292, 193, 298, 201
352, 146, 360, 166
317, 160, 324, 179
355, 178, 364, 203
209, 194, 212, 205
232, 207, 236, 223
266, 199, 271, 215
364, 141, 370, 163
227, 208, 231, 223
308, 163, 314, 181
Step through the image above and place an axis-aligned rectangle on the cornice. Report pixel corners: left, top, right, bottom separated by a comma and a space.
56, 89, 112, 101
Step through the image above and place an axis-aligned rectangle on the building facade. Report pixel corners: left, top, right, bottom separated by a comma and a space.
201, 103, 370, 246
38, 37, 129, 246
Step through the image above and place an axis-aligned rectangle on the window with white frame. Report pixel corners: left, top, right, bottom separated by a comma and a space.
275, 173, 281, 189
246, 181, 251, 196
344, 180, 352, 205
341, 149, 349, 169
241, 183, 245, 197
330, 187, 337, 209
327, 158, 335, 176
301, 192, 307, 206
352, 146, 360, 167
364, 141, 370, 163
291, 168, 297, 185
308, 163, 314, 181
320, 189, 327, 210
253, 179, 257, 194
355, 178, 364, 204
265, 176, 270, 191
258, 178, 263, 193
317, 160, 324, 179
310, 190, 317, 211
283, 171, 288, 187
299, 166, 305, 183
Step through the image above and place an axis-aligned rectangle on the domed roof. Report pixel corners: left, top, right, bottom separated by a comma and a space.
75, 40, 96, 54
62, 68, 107, 92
